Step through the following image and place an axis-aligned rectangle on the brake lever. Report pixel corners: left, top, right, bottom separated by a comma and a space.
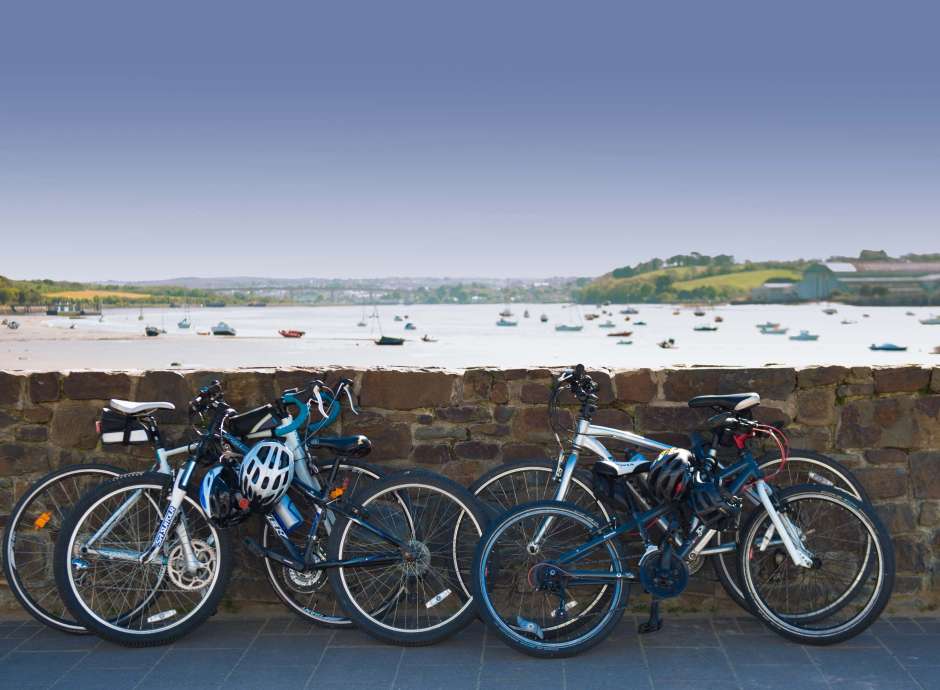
342, 384, 359, 415
312, 385, 328, 419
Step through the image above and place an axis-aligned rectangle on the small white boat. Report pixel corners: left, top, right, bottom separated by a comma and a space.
394, 315, 404, 322
598, 320, 616, 328
404, 322, 417, 331
658, 338, 677, 349
211, 322, 236, 336
357, 321, 366, 327
822, 308, 838, 315
756, 321, 780, 329
555, 324, 583, 332
7, 320, 19, 330
789, 330, 819, 341
694, 325, 718, 332
178, 317, 191, 329
496, 318, 518, 327
919, 316, 940, 325
540, 314, 549, 323
761, 327, 789, 335
499, 308, 513, 318
620, 307, 639, 315
840, 319, 857, 325
617, 339, 633, 345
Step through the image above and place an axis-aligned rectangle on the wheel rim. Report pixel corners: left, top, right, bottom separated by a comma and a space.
337, 482, 482, 634
5, 467, 121, 631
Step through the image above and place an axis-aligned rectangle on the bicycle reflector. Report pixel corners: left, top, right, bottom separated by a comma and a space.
33, 511, 52, 530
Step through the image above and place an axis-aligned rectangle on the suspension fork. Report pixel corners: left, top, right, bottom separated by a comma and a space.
526, 449, 581, 552
138, 461, 198, 568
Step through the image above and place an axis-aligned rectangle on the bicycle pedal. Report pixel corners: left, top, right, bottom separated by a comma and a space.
638, 619, 663, 634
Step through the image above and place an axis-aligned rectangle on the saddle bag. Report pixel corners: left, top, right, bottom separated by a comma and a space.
591, 462, 632, 512
98, 408, 151, 445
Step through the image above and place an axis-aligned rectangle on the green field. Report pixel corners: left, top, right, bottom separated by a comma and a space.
672, 269, 802, 291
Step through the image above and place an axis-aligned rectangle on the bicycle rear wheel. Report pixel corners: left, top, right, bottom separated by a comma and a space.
737, 484, 893, 645
472, 500, 627, 658
328, 470, 488, 646
2, 463, 123, 633
54, 471, 233, 646
262, 460, 385, 627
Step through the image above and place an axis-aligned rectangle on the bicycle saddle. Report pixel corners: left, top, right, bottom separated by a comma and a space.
687, 392, 760, 411
109, 399, 176, 415
307, 435, 372, 458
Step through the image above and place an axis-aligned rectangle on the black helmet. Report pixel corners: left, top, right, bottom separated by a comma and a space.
199, 463, 250, 527
690, 480, 741, 530
647, 448, 693, 503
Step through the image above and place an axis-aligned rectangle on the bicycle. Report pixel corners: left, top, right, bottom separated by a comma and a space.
468, 366, 869, 613
54, 382, 488, 646
471, 366, 894, 656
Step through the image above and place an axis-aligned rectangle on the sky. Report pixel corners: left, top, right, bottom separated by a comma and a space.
1, 1, 938, 281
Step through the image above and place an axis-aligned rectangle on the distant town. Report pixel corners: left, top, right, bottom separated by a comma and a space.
2, 250, 939, 313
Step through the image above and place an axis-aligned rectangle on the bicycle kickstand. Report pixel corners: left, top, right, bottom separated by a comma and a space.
638, 598, 663, 634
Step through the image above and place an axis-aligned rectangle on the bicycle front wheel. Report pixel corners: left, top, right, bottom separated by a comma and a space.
737, 484, 894, 645
472, 500, 627, 658
54, 471, 233, 646
328, 470, 488, 646
712, 450, 869, 611
2, 463, 123, 633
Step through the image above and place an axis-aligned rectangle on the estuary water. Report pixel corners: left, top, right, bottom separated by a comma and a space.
2, 303, 938, 371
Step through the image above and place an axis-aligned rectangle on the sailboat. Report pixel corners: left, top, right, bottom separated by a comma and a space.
138, 307, 144, 321
357, 306, 367, 327
555, 304, 584, 332
523, 309, 530, 318
540, 314, 548, 323
372, 305, 404, 345
178, 317, 191, 329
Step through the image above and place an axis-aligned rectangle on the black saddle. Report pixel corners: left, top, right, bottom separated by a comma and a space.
687, 392, 760, 411
307, 435, 372, 458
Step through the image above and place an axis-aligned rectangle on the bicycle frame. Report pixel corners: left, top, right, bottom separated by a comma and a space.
547, 418, 814, 569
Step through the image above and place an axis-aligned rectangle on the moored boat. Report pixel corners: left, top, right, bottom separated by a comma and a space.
761, 327, 789, 335
658, 338, 677, 349
376, 335, 405, 346
617, 339, 633, 345
496, 318, 518, 327
755, 321, 780, 329
634, 321, 647, 326
178, 317, 191, 329
404, 322, 417, 330
789, 330, 819, 341
919, 316, 940, 325
278, 329, 305, 338
421, 334, 437, 342
620, 307, 639, 315
870, 343, 907, 351
598, 320, 616, 328
145, 326, 160, 337
211, 322, 236, 336
607, 330, 633, 337
555, 324, 583, 332
822, 307, 838, 315
540, 314, 548, 322
694, 325, 718, 332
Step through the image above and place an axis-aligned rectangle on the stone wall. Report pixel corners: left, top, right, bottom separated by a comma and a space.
1, 365, 938, 614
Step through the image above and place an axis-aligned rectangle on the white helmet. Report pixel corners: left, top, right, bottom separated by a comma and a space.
238, 440, 294, 508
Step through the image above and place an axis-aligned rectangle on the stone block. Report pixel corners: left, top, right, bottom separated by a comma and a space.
360, 370, 456, 409
136, 370, 192, 423
590, 408, 633, 430
873, 366, 931, 394
490, 381, 510, 404
217, 371, 276, 411
613, 369, 657, 403
845, 367, 873, 384
414, 425, 467, 441
434, 405, 490, 423
662, 367, 796, 402
0, 443, 51, 476
494, 405, 514, 423
910, 451, 940, 499
512, 406, 568, 442
837, 397, 940, 449
21, 406, 52, 423
894, 537, 928, 572
865, 448, 907, 465
15, 425, 48, 443
932, 367, 940, 393
28, 372, 60, 403
854, 467, 908, 500
635, 405, 705, 433
837, 383, 874, 398
874, 503, 917, 534
919, 502, 940, 527
795, 388, 836, 426
0, 372, 24, 406
519, 382, 550, 404
49, 401, 100, 449
797, 366, 847, 388
341, 411, 412, 461
412, 444, 455, 466
454, 441, 499, 460
585, 370, 615, 405
63, 371, 131, 400
462, 369, 494, 402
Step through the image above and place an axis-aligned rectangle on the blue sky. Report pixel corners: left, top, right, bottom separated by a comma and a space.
1, 1, 938, 281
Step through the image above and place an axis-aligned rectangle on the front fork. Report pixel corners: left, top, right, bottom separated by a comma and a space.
752, 480, 814, 567
82, 461, 201, 573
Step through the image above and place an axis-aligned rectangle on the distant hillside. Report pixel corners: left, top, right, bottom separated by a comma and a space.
576, 255, 807, 304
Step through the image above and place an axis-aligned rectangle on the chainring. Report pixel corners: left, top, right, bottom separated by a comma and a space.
638, 549, 689, 599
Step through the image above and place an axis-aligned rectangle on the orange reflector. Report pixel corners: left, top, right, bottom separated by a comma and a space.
34, 511, 52, 530
329, 486, 345, 500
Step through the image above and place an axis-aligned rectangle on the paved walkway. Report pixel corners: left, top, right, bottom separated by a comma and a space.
1, 614, 938, 690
